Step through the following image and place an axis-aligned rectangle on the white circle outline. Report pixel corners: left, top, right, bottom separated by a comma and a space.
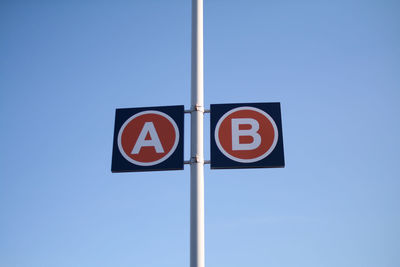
117, 110, 180, 166
214, 106, 279, 163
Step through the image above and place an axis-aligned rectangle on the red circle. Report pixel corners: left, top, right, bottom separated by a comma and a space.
120, 113, 177, 163
216, 108, 277, 162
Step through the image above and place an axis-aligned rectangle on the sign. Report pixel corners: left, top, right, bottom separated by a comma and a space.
112, 105, 184, 172
210, 103, 284, 169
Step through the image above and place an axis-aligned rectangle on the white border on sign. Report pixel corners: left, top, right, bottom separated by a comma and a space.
214, 106, 279, 163
118, 110, 180, 166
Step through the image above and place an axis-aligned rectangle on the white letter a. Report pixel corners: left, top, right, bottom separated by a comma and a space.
131, 122, 164, 154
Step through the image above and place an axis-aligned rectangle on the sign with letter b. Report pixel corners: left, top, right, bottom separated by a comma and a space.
210, 103, 284, 169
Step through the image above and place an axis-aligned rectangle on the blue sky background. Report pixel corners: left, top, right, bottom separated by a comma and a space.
1, 0, 399, 266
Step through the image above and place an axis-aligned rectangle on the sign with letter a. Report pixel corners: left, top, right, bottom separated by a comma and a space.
112, 105, 184, 172
210, 103, 284, 169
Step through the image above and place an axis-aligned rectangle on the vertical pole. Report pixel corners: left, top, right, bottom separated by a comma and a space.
190, 0, 204, 267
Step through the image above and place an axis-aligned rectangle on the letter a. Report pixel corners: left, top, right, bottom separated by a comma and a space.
231, 118, 261, 151
131, 122, 164, 154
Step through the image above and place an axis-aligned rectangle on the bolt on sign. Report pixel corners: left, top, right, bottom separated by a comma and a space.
111, 105, 184, 172
210, 102, 285, 169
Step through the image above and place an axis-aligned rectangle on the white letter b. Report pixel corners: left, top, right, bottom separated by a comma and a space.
231, 118, 261, 151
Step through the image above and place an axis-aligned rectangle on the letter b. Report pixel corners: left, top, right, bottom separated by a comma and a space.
231, 118, 261, 151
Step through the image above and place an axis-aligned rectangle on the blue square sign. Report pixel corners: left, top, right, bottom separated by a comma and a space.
111, 105, 184, 172
210, 102, 285, 169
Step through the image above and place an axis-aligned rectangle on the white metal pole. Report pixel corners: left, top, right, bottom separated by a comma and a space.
190, 0, 204, 267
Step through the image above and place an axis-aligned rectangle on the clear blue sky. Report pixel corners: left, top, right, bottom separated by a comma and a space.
1, 0, 399, 266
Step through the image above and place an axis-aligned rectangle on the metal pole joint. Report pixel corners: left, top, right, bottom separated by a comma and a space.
191, 155, 204, 164
191, 104, 204, 113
